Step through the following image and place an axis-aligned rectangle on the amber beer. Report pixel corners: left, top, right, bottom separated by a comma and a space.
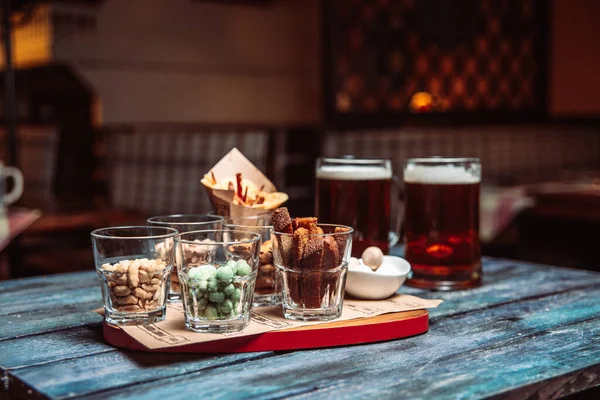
315, 158, 394, 256
403, 158, 482, 290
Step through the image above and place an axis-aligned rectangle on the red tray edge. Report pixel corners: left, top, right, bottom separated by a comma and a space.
103, 311, 429, 353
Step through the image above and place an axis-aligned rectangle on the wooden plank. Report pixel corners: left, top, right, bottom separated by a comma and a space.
413, 260, 600, 319
0, 300, 103, 342
393, 256, 600, 318
0, 324, 113, 370
0, 272, 103, 342
8, 351, 273, 399
295, 318, 600, 400
0, 283, 101, 317
0, 271, 97, 292
8, 283, 600, 399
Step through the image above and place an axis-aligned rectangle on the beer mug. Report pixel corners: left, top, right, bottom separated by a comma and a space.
315, 157, 401, 257
0, 161, 24, 212
403, 157, 481, 290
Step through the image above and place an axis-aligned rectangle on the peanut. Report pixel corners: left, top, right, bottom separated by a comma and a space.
102, 258, 168, 313
120, 305, 141, 312
133, 287, 152, 299
116, 262, 128, 274
256, 276, 275, 289
141, 283, 160, 292
115, 274, 128, 285
113, 285, 131, 296
102, 263, 117, 272
145, 300, 158, 310
139, 269, 150, 283
259, 264, 275, 274
117, 295, 138, 305
128, 261, 140, 287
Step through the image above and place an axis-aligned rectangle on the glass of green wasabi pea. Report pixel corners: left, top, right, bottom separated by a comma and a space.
175, 229, 261, 333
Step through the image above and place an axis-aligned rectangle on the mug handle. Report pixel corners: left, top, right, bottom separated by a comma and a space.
4, 166, 24, 206
388, 175, 403, 249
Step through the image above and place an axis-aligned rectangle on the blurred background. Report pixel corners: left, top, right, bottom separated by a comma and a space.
0, 0, 598, 278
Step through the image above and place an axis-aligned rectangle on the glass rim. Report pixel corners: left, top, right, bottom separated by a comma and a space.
222, 222, 273, 230
405, 157, 480, 164
276, 262, 348, 273
318, 157, 391, 165
91, 226, 178, 240
208, 211, 272, 218
272, 223, 354, 237
147, 214, 224, 225
175, 229, 262, 245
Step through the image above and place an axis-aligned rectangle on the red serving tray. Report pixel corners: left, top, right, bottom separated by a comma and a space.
103, 309, 429, 353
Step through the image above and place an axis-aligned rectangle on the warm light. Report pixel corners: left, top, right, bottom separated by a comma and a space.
0, 5, 52, 68
409, 91, 433, 113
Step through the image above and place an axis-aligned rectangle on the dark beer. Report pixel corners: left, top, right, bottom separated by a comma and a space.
316, 163, 392, 256
403, 161, 481, 290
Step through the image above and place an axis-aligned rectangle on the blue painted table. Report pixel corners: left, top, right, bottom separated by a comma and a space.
2, 255, 600, 399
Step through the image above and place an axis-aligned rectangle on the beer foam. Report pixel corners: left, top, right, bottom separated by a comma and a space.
404, 165, 480, 184
316, 166, 392, 180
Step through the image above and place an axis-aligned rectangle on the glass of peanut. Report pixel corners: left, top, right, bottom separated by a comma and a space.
91, 226, 178, 325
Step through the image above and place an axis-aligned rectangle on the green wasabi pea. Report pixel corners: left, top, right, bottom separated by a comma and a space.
221, 299, 233, 314
205, 304, 218, 320
197, 297, 208, 310
197, 279, 208, 291
207, 276, 219, 291
235, 260, 252, 277
225, 260, 238, 274
199, 265, 217, 280
208, 291, 226, 303
230, 288, 241, 302
216, 266, 234, 282
187, 267, 202, 280
223, 283, 235, 296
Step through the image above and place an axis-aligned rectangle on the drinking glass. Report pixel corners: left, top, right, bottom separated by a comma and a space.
91, 226, 178, 325
223, 214, 280, 307
147, 214, 224, 301
272, 224, 353, 321
403, 157, 481, 290
176, 229, 261, 332
315, 157, 401, 257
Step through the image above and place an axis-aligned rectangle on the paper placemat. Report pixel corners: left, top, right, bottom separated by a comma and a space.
113, 294, 442, 350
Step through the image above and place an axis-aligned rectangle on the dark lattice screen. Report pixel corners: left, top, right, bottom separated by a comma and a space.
325, 0, 547, 119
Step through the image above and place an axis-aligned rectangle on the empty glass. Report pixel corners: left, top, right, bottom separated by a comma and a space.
147, 214, 224, 301
176, 229, 261, 333
91, 226, 178, 325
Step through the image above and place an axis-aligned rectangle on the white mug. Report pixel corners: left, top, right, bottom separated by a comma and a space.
0, 162, 24, 210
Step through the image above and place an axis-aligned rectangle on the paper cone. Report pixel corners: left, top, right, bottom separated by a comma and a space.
202, 148, 286, 217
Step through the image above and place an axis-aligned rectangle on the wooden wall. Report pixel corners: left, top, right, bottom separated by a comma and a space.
52, 0, 321, 125
48, 0, 600, 125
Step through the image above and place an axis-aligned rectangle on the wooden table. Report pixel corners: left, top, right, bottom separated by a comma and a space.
2, 254, 600, 399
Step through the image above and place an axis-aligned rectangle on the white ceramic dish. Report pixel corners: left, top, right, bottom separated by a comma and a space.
345, 255, 412, 300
